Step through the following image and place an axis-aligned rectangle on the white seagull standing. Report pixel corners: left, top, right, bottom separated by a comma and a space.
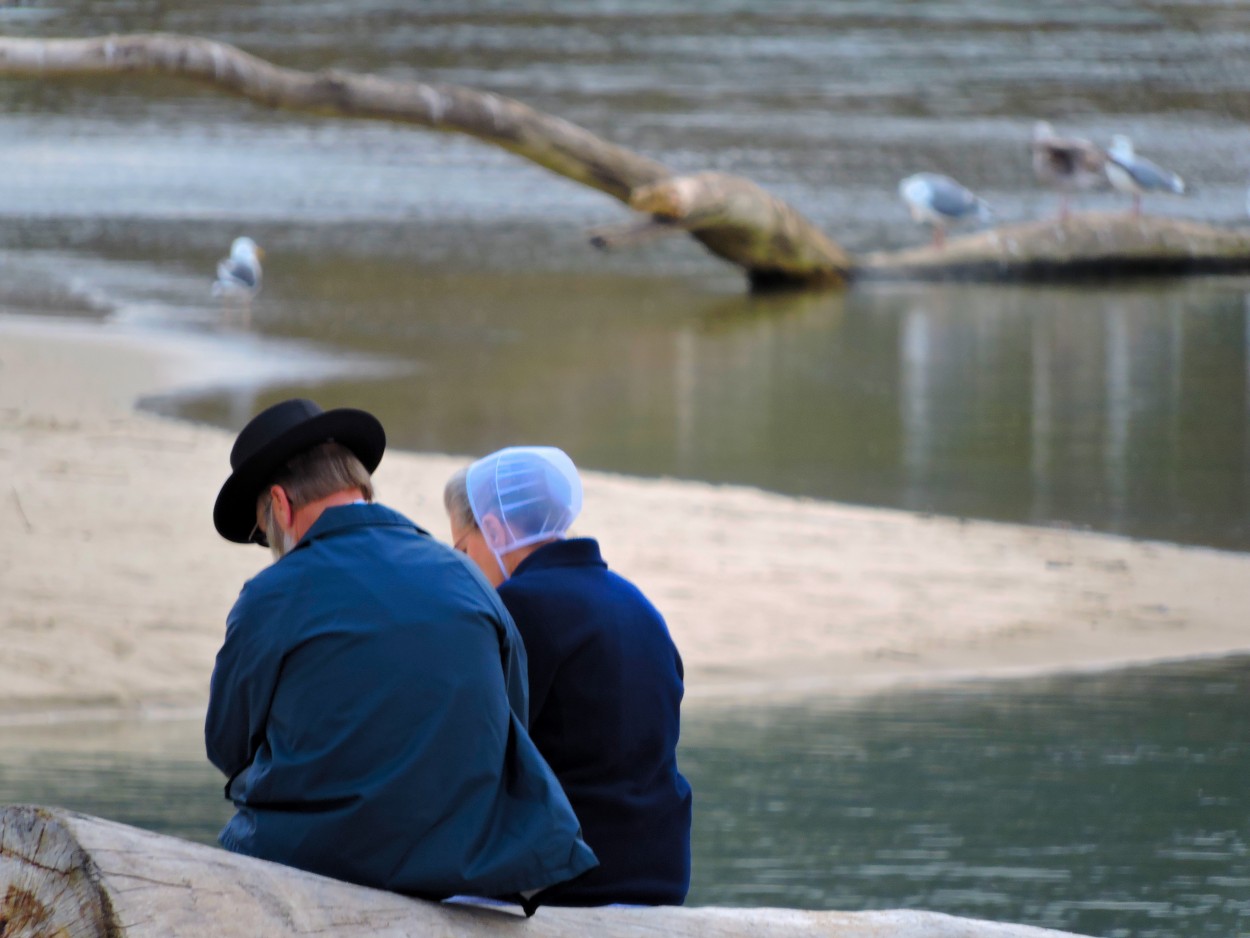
211, 236, 264, 303
1031, 121, 1107, 221
898, 172, 992, 249
1104, 135, 1185, 216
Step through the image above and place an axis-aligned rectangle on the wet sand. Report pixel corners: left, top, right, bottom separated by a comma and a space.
3, 312, 1249, 719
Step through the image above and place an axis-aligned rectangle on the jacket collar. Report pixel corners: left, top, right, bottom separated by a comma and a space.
511, 537, 605, 577
295, 502, 429, 550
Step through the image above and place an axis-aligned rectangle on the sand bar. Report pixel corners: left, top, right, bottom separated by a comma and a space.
2, 312, 1249, 720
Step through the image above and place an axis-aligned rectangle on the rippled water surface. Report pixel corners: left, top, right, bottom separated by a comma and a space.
3, 658, 1247, 937
3, 0, 1250, 546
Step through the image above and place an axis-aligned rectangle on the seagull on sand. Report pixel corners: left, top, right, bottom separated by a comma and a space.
211, 237, 264, 302
1031, 121, 1107, 220
1104, 135, 1185, 216
898, 172, 992, 249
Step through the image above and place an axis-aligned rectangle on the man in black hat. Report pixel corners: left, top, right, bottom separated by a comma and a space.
205, 398, 597, 901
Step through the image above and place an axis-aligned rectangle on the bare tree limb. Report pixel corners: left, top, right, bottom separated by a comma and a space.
588, 218, 685, 251
2, 34, 1246, 289
0, 33, 853, 287
0, 33, 667, 202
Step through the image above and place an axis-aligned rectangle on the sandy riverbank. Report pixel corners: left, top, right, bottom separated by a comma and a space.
2, 312, 1249, 719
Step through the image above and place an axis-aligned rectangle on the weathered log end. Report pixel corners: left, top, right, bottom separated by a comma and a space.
0, 805, 117, 938
857, 212, 1250, 282
627, 172, 854, 289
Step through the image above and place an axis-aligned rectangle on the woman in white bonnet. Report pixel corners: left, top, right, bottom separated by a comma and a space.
445, 446, 693, 908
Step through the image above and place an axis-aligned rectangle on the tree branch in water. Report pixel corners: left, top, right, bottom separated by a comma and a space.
0, 33, 852, 288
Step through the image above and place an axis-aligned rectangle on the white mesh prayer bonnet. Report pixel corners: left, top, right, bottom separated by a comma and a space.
465, 446, 583, 557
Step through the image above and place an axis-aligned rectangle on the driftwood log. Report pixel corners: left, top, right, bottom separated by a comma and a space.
0, 805, 1096, 938
0, 32, 1246, 289
858, 213, 1250, 282
0, 33, 851, 289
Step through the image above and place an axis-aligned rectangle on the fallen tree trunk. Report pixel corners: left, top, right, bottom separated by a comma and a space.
0, 805, 1096, 938
1, 34, 1245, 290
858, 213, 1250, 282
0, 33, 852, 287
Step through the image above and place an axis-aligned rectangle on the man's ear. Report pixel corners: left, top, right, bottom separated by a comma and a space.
270, 485, 294, 529
479, 514, 509, 551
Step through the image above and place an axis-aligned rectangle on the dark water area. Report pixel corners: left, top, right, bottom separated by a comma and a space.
3, 657, 1248, 937
686, 658, 1250, 938
3, 0, 1250, 547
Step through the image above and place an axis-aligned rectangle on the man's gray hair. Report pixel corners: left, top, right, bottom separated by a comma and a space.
444, 466, 476, 531
265, 441, 374, 512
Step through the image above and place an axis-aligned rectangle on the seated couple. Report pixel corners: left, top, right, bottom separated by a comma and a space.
205, 398, 692, 910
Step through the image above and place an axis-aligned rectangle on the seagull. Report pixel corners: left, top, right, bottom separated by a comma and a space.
898, 172, 992, 249
211, 237, 264, 302
1104, 135, 1185, 216
1031, 121, 1107, 221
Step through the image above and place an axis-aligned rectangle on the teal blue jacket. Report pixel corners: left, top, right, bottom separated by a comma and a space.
205, 503, 598, 898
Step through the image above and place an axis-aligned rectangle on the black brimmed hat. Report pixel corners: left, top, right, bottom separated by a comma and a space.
213, 398, 386, 544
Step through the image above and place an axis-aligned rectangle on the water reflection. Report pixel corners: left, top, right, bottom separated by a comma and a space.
2, 658, 1246, 937
889, 283, 1250, 545
146, 270, 1250, 550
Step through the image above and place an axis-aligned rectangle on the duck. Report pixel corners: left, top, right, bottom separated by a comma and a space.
1031, 121, 1107, 220
1104, 135, 1185, 216
898, 172, 992, 249
211, 237, 264, 302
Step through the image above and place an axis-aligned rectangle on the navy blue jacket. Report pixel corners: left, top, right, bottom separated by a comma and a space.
497, 538, 692, 906
205, 503, 598, 899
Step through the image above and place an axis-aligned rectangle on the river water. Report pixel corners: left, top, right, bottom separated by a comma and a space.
2, 657, 1247, 937
2, 2, 1249, 936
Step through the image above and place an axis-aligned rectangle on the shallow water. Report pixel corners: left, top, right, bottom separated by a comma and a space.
3, 0, 1250, 547
3, 657, 1247, 937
